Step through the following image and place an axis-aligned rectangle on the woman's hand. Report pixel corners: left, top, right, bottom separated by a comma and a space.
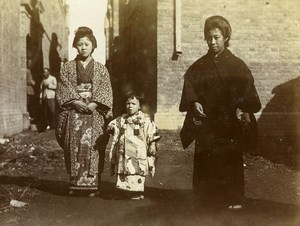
236, 108, 251, 126
240, 112, 251, 126
193, 102, 206, 117
72, 100, 88, 113
87, 102, 98, 113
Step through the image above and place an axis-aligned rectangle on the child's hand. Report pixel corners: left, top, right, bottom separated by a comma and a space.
147, 142, 157, 156
149, 135, 161, 143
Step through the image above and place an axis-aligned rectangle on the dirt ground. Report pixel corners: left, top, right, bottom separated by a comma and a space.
0, 129, 300, 226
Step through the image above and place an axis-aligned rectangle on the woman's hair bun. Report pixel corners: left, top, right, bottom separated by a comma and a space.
72, 26, 97, 48
75, 26, 93, 35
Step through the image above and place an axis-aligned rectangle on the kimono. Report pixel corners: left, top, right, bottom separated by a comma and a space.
179, 48, 261, 204
107, 110, 159, 192
55, 58, 113, 191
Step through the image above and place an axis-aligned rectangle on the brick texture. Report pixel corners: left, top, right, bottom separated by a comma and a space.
0, 0, 68, 137
0, 0, 24, 137
108, 0, 300, 147
156, 0, 300, 151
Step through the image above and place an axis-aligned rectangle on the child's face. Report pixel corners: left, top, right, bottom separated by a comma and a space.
126, 97, 140, 116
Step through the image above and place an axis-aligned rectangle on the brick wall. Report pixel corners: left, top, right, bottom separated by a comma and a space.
155, 0, 300, 162
0, 0, 68, 137
156, 0, 300, 137
0, 0, 24, 137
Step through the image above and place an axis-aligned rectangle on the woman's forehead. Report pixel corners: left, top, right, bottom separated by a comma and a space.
207, 27, 222, 35
77, 36, 92, 43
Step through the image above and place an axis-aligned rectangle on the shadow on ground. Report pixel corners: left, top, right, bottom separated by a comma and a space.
256, 77, 300, 170
118, 196, 300, 226
1, 175, 299, 226
0, 175, 69, 196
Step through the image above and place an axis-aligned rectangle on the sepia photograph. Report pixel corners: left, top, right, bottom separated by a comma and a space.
0, 0, 300, 225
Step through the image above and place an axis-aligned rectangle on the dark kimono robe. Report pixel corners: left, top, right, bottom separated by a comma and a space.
179, 48, 261, 204
56, 58, 113, 191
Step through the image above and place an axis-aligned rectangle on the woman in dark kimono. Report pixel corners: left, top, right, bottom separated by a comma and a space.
56, 27, 113, 196
179, 16, 261, 208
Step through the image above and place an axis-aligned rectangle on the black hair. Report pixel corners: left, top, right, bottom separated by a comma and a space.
126, 90, 144, 103
72, 26, 97, 49
204, 15, 232, 47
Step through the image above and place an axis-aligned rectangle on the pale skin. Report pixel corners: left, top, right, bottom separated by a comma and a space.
193, 27, 250, 126
72, 36, 97, 114
107, 96, 140, 138
126, 97, 140, 116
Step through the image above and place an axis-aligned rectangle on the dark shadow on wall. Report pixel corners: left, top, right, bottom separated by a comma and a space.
252, 77, 300, 170
49, 32, 62, 79
26, 3, 46, 133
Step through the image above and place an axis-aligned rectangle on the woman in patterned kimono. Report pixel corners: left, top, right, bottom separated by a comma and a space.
56, 27, 113, 196
107, 92, 160, 200
179, 16, 261, 209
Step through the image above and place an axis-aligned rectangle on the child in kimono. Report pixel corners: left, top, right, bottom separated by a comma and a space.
107, 92, 160, 200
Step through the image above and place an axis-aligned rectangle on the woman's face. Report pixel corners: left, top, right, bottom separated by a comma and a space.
126, 97, 140, 116
206, 28, 227, 54
75, 36, 93, 58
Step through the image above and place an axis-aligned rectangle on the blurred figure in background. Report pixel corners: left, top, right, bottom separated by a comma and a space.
40, 68, 57, 130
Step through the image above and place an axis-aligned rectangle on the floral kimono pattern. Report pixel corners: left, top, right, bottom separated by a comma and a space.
56, 59, 113, 191
107, 111, 159, 192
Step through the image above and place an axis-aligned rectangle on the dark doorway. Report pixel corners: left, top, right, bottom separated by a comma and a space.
107, 0, 157, 118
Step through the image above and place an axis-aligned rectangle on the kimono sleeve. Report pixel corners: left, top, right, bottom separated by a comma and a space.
179, 65, 200, 149
238, 64, 261, 113
91, 63, 113, 112
179, 66, 199, 112
56, 62, 80, 107
144, 117, 160, 156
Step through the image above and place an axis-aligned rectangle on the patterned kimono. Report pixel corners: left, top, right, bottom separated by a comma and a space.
107, 111, 159, 192
56, 58, 113, 191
